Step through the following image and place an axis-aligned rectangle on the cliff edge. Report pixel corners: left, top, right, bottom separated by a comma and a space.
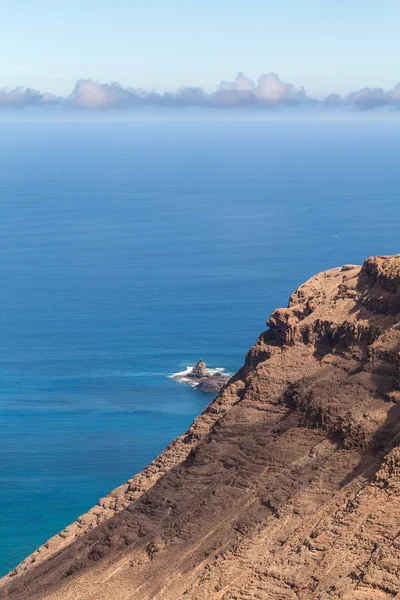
1, 255, 400, 600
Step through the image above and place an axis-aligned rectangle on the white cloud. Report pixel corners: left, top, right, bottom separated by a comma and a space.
0, 86, 59, 108
215, 72, 309, 106
324, 82, 400, 110
69, 80, 141, 109
218, 72, 254, 92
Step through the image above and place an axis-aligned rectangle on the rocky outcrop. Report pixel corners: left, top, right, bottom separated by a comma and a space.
2, 255, 400, 600
196, 372, 230, 392
173, 360, 230, 393
187, 360, 208, 378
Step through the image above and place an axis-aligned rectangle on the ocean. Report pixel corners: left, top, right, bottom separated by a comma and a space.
0, 119, 399, 575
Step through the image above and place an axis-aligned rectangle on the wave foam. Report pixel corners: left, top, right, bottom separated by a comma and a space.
46, 370, 170, 381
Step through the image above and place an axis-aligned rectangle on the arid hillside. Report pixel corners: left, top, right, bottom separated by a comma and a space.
1, 255, 400, 600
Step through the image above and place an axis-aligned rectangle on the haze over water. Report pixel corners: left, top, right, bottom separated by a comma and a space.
0, 120, 399, 575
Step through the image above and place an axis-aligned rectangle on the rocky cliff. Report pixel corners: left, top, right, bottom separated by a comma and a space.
1, 255, 400, 600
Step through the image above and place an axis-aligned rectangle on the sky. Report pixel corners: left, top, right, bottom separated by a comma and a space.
1, 0, 400, 115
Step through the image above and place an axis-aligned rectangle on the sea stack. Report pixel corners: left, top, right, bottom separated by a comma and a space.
187, 359, 208, 378
2, 254, 400, 600
173, 360, 230, 392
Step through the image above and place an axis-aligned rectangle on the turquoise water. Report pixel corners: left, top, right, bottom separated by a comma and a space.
0, 120, 399, 575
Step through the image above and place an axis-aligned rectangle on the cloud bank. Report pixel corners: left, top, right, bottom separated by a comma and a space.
2, 73, 400, 111
0, 86, 60, 108
67, 73, 310, 110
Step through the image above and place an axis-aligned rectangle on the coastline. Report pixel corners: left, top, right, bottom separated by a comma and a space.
2, 256, 400, 599
1, 371, 243, 583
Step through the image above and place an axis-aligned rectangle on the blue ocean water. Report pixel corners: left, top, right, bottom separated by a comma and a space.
0, 120, 398, 575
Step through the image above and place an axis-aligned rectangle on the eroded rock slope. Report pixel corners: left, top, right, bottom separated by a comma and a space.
1, 255, 400, 600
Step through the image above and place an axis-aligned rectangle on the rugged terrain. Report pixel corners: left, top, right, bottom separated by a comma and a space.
1, 254, 400, 600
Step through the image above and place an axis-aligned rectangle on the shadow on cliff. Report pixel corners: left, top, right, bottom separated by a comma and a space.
338, 402, 400, 489
3, 391, 400, 600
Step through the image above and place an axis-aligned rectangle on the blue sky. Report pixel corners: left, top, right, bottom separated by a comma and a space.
1, 0, 400, 115
1, 0, 400, 96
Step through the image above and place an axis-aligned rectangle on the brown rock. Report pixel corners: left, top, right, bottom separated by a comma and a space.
196, 372, 230, 392
187, 359, 208, 378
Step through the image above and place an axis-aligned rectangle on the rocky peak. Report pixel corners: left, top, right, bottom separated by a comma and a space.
187, 359, 208, 378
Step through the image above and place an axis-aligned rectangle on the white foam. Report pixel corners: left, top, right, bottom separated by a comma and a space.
170, 366, 195, 379
46, 370, 170, 381
208, 367, 225, 375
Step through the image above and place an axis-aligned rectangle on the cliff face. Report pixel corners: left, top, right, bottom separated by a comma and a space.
1, 255, 400, 600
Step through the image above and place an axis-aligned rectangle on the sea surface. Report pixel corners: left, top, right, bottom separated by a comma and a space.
0, 120, 399, 575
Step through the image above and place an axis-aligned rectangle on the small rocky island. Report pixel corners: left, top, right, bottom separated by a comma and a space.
173, 360, 230, 393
